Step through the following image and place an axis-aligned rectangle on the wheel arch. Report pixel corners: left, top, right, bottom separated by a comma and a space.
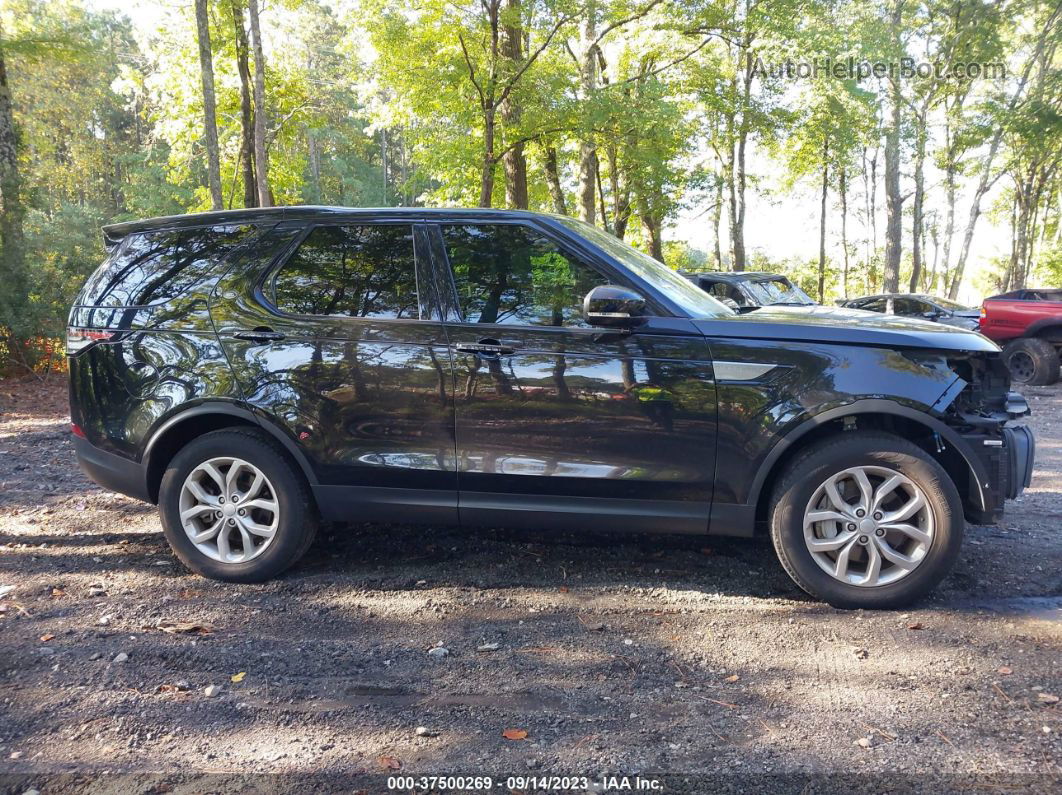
1026, 318, 1062, 342
750, 400, 990, 530
142, 402, 318, 503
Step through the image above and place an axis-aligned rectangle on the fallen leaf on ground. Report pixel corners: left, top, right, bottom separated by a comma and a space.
907, 622, 924, 630
377, 756, 401, 770
725, 674, 740, 683
558, 586, 569, 592
1037, 692, 1059, 704
997, 666, 1013, 675
502, 729, 528, 740
230, 671, 246, 683
39, 634, 54, 642
156, 620, 214, 636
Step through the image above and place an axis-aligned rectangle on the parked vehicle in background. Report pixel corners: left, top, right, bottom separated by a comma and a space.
979, 289, 1062, 386
682, 271, 817, 312
68, 207, 1035, 609
838, 294, 981, 331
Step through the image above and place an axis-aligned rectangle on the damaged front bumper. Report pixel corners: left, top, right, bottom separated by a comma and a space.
943, 361, 1036, 523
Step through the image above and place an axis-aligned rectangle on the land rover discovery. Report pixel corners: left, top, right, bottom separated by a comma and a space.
68, 207, 1035, 608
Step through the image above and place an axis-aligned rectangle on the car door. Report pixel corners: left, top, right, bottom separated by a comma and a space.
212, 220, 457, 524
427, 221, 717, 534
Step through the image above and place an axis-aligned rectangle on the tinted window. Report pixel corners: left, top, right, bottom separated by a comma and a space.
893, 298, 928, 316
273, 225, 418, 319
78, 225, 255, 307
860, 298, 888, 313
442, 224, 607, 327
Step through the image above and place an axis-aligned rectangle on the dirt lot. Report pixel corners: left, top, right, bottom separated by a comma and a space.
0, 377, 1059, 793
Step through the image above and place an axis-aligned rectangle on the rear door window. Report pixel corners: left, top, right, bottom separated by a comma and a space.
271, 225, 419, 319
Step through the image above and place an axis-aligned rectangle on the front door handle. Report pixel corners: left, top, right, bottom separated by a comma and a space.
233, 328, 286, 343
454, 340, 516, 358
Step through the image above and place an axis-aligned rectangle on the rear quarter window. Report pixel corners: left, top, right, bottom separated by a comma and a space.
77, 224, 257, 308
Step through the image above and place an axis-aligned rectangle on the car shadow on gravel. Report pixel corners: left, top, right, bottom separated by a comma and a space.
292, 521, 810, 602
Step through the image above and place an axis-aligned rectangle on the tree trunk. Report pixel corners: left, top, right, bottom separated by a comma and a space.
543, 144, 567, 214
941, 124, 957, 294
711, 172, 723, 268
577, 5, 598, 224
909, 111, 927, 292
247, 0, 271, 206
640, 213, 663, 262
194, 0, 223, 210
479, 108, 496, 208
0, 23, 28, 343
500, 0, 528, 209
230, 0, 256, 208
883, 19, 903, 296
817, 136, 828, 303
840, 168, 850, 298
607, 143, 632, 239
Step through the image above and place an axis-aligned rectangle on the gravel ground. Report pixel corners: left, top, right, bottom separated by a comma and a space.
0, 377, 1059, 793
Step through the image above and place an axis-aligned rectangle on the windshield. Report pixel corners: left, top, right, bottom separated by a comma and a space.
745, 278, 815, 306
557, 218, 734, 318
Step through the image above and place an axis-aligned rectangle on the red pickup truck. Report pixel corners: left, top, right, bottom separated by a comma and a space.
979, 288, 1062, 385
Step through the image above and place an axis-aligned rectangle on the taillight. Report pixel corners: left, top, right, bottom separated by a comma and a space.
979, 305, 987, 318
66, 327, 114, 354
70, 423, 87, 439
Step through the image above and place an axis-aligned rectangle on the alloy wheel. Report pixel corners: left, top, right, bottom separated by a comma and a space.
179, 457, 280, 563
803, 465, 934, 587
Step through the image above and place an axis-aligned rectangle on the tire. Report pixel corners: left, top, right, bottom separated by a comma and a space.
158, 428, 318, 583
769, 432, 963, 609
1002, 337, 1060, 386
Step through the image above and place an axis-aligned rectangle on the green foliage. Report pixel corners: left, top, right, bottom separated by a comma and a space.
1, 0, 1060, 375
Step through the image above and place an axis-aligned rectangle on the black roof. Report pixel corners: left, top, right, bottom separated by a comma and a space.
102, 205, 562, 242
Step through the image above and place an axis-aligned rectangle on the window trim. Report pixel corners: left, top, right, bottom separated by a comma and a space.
260, 221, 430, 324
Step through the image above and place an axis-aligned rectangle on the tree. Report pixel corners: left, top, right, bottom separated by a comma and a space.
247, 0, 271, 206
0, 16, 28, 348
194, 0, 223, 209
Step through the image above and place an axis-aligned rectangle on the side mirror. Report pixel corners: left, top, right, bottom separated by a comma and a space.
583, 284, 647, 328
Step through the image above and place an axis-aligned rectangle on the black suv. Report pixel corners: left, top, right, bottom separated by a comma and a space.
68, 207, 1035, 608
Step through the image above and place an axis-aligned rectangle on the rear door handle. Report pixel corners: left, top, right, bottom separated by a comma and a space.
233, 328, 286, 343
454, 341, 516, 357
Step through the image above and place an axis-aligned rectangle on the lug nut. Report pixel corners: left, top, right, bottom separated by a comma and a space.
219, 496, 225, 504
858, 535, 869, 544
238, 509, 246, 516
847, 523, 857, 531
227, 518, 236, 526
873, 512, 883, 520
855, 509, 866, 517
232, 495, 239, 502
875, 528, 885, 537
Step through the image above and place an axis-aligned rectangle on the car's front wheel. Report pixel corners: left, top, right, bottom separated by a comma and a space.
769, 432, 963, 609
159, 428, 317, 582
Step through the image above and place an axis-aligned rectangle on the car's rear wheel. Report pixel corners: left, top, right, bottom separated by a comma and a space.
159, 428, 317, 582
769, 432, 963, 609
1002, 337, 1060, 386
